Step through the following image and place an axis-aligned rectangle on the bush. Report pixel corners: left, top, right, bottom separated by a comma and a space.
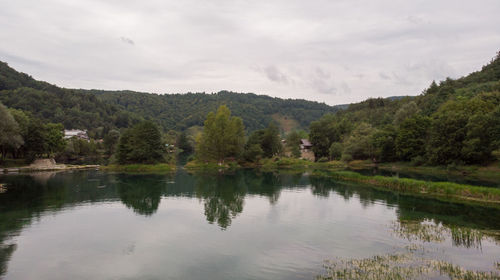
317, 157, 329, 162
341, 153, 353, 162
329, 142, 343, 160
410, 155, 425, 166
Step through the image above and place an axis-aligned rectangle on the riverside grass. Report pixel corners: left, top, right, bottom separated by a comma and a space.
102, 163, 175, 173
319, 170, 500, 205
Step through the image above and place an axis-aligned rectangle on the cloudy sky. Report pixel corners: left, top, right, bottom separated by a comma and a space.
1, 0, 499, 105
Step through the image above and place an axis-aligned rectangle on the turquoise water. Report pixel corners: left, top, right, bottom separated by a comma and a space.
0, 170, 499, 279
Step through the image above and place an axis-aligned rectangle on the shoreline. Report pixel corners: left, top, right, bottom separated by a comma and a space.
1, 164, 100, 174
2, 160, 499, 207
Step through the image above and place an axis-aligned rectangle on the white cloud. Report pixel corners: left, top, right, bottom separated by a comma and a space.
0, 0, 499, 104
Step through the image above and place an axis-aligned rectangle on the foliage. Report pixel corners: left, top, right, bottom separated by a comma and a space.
309, 52, 500, 166
177, 132, 194, 153
117, 121, 165, 164
286, 131, 302, 158
103, 129, 120, 156
243, 144, 263, 162
328, 142, 343, 160
260, 122, 283, 158
342, 123, 378, 160
196, 105, 245, 163
0, 102, 23, 159
396, 116, 430, 161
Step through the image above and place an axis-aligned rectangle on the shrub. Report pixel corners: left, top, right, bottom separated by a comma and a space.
341, 153, 353, 162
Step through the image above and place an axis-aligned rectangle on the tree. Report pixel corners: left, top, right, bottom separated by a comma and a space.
286, 131, 302, 158
309, 115, 351, 159
117, 121, 164, 164
45, 123, 65, 156
177, 132, 193, 153
393, 101, 420, 127
426, 98, 491, 165
328, 142, 342, 160
396, 116, 430, 161
461, 110, 498, 163
243, 144, 263, 162
0, 102, 23, 159
342, 123, 377, 160
372, 125, 397, 162
196, 105, 245, 163
104, 129, 120, 156
261, 122, 282, 158
24, 119, 47, 161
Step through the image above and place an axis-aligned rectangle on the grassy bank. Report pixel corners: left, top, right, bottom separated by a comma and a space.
184, 160, 240, 171
102, 163, 176, 173
258, 157, 345, 170
317, 170, 500, 206
349, 161, 500, 182
185, 158, 346, 171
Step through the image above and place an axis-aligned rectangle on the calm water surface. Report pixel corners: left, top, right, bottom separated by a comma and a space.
0, 170, 499, 279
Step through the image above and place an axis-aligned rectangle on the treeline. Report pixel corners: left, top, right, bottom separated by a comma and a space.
310, 52, 500, 165
0, 102, 65, 162
0, 61, 340, 136
0, 100, 179, 165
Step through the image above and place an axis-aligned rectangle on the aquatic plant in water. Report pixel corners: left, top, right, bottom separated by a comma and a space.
391, 219, 493, 249
317, 250, 500, 280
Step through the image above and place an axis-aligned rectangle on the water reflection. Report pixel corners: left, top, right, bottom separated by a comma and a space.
117, 175, 165, 216
0, 170, 499, 278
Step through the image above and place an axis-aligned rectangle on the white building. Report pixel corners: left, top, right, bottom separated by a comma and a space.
64, 129, 89, 140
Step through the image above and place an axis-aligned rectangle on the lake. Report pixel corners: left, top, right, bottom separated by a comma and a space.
1, 170, 499, 279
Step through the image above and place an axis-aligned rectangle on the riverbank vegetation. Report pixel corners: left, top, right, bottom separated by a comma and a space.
101, 163, 175, 173
314, 170, 500, 205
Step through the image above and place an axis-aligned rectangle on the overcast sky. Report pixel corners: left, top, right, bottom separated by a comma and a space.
1, 0, 499, 105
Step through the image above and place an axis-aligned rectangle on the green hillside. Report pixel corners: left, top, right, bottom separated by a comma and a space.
0, 61, 341, 135
310, 52, 500, 165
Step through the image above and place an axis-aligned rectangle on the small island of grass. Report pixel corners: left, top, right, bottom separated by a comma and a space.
102, 163, 175, 173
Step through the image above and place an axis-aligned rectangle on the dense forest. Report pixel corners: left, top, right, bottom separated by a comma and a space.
0, 61, 342, 136
310, 52, 500, 165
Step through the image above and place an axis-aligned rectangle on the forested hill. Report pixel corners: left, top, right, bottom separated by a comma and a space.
310, 52, 500, 165
330, 52, 500, 126
84, 89, 342, 132
0, 61, 341, 134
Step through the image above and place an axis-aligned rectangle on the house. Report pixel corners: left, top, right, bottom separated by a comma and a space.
64, 129, 89, 141
300, 139, 312, 151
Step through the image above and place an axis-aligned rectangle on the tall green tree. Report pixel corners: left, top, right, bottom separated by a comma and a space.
396, 116, 430, 161
45, 123, 65, 156
177, 132, 193, 153
286, 131, 302, 158
261, 122, 282, 158
0, 102, 23, 159
196, 105, 245, 163
104, 129, 120, 156
24, 119, 47, 161
117, 121, 164, 164
342, 122, 377, 160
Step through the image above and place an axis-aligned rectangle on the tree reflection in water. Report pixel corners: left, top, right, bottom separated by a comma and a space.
116, 175, 165, 216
